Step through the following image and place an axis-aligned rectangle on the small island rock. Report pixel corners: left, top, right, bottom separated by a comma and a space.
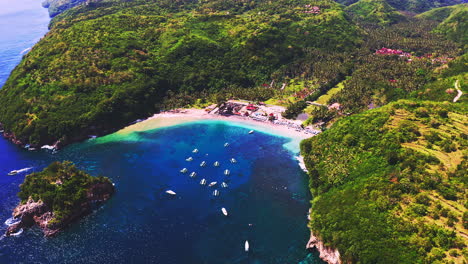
6, 161, 114, 237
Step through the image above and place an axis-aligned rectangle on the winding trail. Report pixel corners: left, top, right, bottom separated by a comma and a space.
453, 80, 462, 103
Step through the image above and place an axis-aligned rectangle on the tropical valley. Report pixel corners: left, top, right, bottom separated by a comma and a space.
0, 0, 466, 263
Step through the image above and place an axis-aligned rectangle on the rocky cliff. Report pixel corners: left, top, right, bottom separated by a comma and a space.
306, 231, 342, 264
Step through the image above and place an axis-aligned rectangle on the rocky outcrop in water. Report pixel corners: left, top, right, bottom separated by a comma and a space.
306, 230, 342, 264
7, 181, 114, 237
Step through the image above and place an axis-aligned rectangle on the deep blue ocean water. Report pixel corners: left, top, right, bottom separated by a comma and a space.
0, 121, 324, 263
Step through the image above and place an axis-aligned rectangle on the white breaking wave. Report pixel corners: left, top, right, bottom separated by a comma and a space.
4, 217, 21, 227
20, 47, 31, 55
41, 145, 55, 150
10, 228, 23, 237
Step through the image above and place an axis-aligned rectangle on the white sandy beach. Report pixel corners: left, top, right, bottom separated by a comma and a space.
117, 108, 316, 140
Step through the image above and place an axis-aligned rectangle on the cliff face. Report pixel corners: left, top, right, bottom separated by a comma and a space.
306, 231, 342, 264
6, 181, 114, 237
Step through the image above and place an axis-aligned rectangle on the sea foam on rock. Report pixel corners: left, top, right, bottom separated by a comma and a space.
306, 231, 342, 264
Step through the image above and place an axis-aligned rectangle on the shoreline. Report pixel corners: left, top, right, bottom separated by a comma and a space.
116, 108, 319, 141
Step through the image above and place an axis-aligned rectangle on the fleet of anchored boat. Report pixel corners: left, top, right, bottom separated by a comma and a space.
170, 142, 253, 252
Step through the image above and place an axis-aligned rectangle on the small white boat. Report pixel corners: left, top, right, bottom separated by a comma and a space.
213, 190, 220, 196
7, 167, 32, 176
192, 149, 199, 153
208, 181, 217, 187
180, 168, 188, 173
200, 179, 207, 185
214, 161, 220, 167
186, 157, 193, 162
245, 240, 250, 252
222, 207, 228, 216
224, 143, 229, 147
221, 182, 228, 188
165, 190, 176, 195
200, 161, 206, 167
249, 130, 254, 134
190, 172, 197, 178
230, 158, 237, 163
224, 169, 230, 176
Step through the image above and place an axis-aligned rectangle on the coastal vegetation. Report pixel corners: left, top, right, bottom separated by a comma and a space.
301, 101, 467, 263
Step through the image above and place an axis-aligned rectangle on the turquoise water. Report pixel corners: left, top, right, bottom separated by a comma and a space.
0, 121, 324, 263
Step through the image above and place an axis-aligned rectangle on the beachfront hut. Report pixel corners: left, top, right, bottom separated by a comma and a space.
246, 104, 258, 111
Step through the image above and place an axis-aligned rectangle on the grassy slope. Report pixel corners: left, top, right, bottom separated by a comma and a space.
315, 81, 346, 105
346, 0, 406, 25
0, 0, 361, 146
301, 100, 467, 263
417, 4, 468, 43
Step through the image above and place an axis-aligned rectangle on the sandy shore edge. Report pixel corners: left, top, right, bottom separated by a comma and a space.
117, 108, 316, 141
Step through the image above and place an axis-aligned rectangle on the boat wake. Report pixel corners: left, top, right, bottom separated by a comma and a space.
15, 167, 32, 174
8, 167, 33, 175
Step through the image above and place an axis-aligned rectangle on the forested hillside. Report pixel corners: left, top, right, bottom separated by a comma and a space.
0, 0, 363, 146
301, 101, 467, 263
